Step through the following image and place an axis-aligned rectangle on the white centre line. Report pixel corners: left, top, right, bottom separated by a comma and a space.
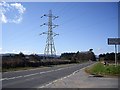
2, 64, 78, 81
24, 73, 39, 77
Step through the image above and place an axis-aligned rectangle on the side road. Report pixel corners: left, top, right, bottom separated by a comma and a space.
42, 63, 118, 88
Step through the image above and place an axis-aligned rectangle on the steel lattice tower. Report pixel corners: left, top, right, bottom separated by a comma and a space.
40, 10, 59, 57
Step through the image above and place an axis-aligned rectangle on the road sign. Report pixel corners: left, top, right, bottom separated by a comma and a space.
108, 38, 120, 45
108, 38, 120, 66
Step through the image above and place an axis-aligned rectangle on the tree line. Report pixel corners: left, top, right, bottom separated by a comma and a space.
2, 52, 71, 69
60, 49, 96, 63
99, 52, 120, 63
2, 49, 96, 69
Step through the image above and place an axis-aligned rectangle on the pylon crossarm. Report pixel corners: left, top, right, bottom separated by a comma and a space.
41, 14, 49, 18
53, 16, 59, 20
39, 32, 48, 35
52, 25, 59, 28
53, 33, 59, 37
40, 23, 48, 27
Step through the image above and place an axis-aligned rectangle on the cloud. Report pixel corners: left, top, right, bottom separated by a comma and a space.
1, 12, 7, 23
0, 1, 26, 24
11, 3, 26, 14
97, 48, 102, 51
0, 48, 2, 54
12, 50, 31, 54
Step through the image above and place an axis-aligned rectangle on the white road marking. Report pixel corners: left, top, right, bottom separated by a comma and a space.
3, 67, 47, 74
3, 64, 76, 74
1, 64, 79, 81
0, 78, 7, 81
6, 77, 16, 80
38, 62, 95, 88
38, 69, 79, 88
24, 73, 39, 77
15, 76, 23, 79
45, 70, 54, 73
2, 62, 94, 83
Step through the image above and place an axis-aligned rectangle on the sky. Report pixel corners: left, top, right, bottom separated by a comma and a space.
1, 1, 119, 55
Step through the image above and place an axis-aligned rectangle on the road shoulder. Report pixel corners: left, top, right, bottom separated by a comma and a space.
42, 63, 118, 88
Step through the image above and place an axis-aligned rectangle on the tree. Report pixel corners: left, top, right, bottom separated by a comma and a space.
89, 49, 93, 52
19, 52, 25, 57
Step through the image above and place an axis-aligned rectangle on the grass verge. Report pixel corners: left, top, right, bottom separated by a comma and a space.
85, 62, 120, 77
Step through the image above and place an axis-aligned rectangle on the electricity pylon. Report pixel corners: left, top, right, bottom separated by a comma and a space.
40, 10, 59, 57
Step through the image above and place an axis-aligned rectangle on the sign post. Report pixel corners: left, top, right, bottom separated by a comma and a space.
108, 38, 120, 66
115, 44, 117, 65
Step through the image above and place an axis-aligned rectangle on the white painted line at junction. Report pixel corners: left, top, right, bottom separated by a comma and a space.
38, 62, 95, 88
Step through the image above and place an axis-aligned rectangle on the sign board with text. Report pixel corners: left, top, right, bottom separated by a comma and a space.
108, 38, 120, 45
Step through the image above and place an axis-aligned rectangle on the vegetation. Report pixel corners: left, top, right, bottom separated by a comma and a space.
61, 49, 96, 63
2, 49, 96, 72
99, 52, 120, 63
2, 53, 73, 72
85, 62, 120, 76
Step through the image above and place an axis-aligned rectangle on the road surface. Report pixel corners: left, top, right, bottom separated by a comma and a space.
2, 61, 94, 88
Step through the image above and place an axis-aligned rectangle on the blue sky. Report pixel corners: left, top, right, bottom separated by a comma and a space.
1, 2, 118, 55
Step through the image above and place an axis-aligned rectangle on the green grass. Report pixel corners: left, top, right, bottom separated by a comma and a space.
85, 62, 120, 76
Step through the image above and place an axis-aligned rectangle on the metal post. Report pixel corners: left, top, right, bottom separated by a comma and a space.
108, 38, 120, 65
115, 44, 117, 66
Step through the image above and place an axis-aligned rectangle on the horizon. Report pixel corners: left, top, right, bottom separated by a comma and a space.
0, 50, 117, 56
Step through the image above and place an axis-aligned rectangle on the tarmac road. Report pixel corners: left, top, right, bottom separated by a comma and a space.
2, 61, 94, 88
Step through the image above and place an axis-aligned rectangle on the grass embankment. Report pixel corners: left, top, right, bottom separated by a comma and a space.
85, 62, 120, 77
